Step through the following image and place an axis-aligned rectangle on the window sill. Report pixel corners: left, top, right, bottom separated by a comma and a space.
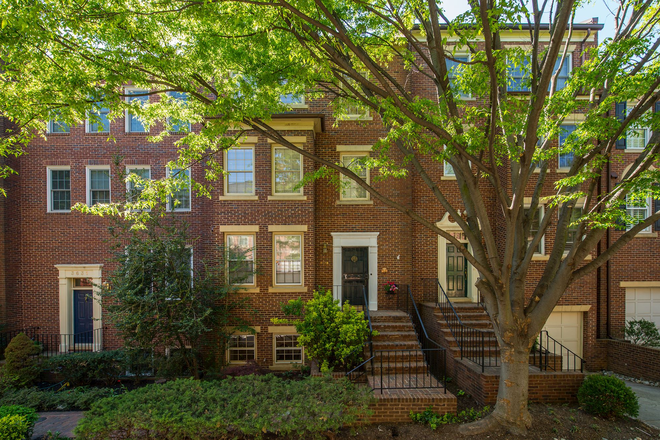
531, 254, 550, 261
125, 132, 149, 135
85, 132, 110, 136
561, 252, 593, 260
339, 117, 374, 122
336, 200, 373, 205
634, 231, 657, 238
46, 132, 70, 136
624, 149, 646, 153
287, 104, 309, 109
168, 209, 191, 213
268, 286, 308, 293
441, 176, 457, 180
218, 195, 259, 201
268, 195, 307, 201
47, 210, 71, 214
556, 168, 570, 173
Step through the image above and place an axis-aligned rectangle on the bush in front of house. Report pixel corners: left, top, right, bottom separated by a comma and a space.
624, 319, 660, 347
0, 405, 39, 440
1, 333, 41, 388
577, 375, 639, 418
74, 375, 373, 439
0, 386, 120, 411
44, 350, 125, 386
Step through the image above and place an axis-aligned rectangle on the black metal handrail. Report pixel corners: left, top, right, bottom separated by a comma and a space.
423, 278, 499, 372
342, 285, 374, 379
374, 348, 445, 393
532, 330, 586, 372
1, 328, 105, 359
395, 285, 447, 392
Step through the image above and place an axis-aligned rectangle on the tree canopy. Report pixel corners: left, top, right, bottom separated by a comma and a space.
1, 0, 660, 432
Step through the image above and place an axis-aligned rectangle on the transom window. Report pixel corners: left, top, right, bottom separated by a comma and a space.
126, 167, 151, 203
87, 168, 110, 206
87, 101, 110, 133
275, 334, 303, 363
226, 147, 254, 195
125, 88, 149, 133
274, 234, 302, 285
273, 147, 303, 195
626, 195, 652, 233
558, 125, 576, 169
48, 168, 71, 212
226, 234, 255, 285
227, 335, 255, 363
340, 154, 369, 200
167, 168, 191, 211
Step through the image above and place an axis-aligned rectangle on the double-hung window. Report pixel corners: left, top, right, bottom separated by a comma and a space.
340, 154, 369, 201
626, 105, 648, 150
87, 101, 110, 133
87, 167, 110, 206
47, 167, 71, 212
558, 125, 576, 170
552, 56, 571, 91
167, 92, 191, 133
524, 206, 545, 255
126, 167, 151, 203
446, 55, 470, 98
565, 207, 583, 249
273, 147, 303, 195
444, 159, 456, 178
48, 117, 70, 134
167, 168, 191, 211
227, 334, 256, 363
507, 57, 531, 92
226, 234, 255, 285
274, 334, 303, 363
225, 147, 254, 195
274, 234, 302, 285
626, 194, 652, 233
125, 88, 149, 133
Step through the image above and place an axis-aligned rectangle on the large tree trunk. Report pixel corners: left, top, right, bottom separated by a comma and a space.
459, 340, 533, 435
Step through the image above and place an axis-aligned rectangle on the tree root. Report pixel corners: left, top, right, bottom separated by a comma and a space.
458, 412, 531, 436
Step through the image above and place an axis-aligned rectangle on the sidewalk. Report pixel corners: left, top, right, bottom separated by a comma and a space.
32, 411, 84, 439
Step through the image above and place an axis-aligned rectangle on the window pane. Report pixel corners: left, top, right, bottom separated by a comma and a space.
275, 235, 302, 285
553, 57, 570, 91
226, 148, 254, 194
525, 207, 543, 254
626, 195, 651, 232
168, 168, 191, 210
275, 334, 302, 362
341, 155, 368, 200
89, 102, 110, 133
51, 169, 71, 211
446, 56, 469, 97
168, 92, 190, 133
228, 335, 255, 361
507, 57, 530, 92
558, 125, 576, 168
127, 90, 148, 132
227, 234, 255, 285
274, 148, 302, 194
50, 119, 70, 133
127, 168, 150, 202
89, 169, 110, 205
566, 208, 582, 248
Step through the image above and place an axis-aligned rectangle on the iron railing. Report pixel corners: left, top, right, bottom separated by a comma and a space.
343, 285, 374, 381
0, 328, 104, 358
532, 330, 585, 372
334, 283, 368, 310
423, 278, 499, 372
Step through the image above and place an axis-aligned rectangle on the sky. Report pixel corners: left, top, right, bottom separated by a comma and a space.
440, 0, 619, 41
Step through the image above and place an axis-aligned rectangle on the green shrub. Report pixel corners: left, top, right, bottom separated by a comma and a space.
273, 288, 373, 372
577, 375, 639, 418
625, 319, 660, 347
0, 386, 120, 411
0, 405, 39, 439
44, 350, 124, 386
2, 334, 41, 388
75, 375, 373, 439
410, 405, 490, 430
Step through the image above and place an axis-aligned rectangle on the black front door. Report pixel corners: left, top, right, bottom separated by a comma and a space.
74, 290, 94, 344
342, 247, 369, 308
446, 244, 468, 297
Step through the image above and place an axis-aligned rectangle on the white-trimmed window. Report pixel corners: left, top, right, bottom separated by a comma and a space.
273, 147, 303, 195
274, 334, 303, 363
86, 101, 110, 133
226, 234, 255, 285
227, 334, 256, 363
274, 234, 302, 285
167, 168, 191, 211
552, 56, 571, 91
47, 118, 70, 134
626, 195, 652, 233
280, 94, 305, 106
626, 105, 648, 150
340, 153, 369, 201
524, 206, 545, 255
167, 91, 191, 133
444, 160, 455, 177
566, 207, 583, 249
558, 124, 576, 170
446, 55, 470, 98
507, 56, 530, 92
225, 147, 255, 195
126, 166, 151, 203
125, 88, 149, 133
86, 167, 110, 206
47, 167, 71, 212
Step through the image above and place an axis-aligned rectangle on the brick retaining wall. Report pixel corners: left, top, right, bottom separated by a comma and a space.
599, 338, 660, 382
368, 388, 457, 423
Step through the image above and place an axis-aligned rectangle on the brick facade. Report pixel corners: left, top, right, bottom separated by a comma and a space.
597, 339, 660, 382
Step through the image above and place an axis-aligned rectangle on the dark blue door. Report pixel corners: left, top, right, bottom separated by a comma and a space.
74, 290, 94, 344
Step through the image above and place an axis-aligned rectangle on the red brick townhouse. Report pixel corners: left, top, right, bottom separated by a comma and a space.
0, 19, 657, 372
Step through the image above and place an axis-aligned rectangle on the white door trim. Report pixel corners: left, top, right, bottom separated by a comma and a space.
331, 232, 379, 311
436, 213, 479, 303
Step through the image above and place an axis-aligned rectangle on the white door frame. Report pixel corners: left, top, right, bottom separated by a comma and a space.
436, 213, 479, 302
331, 232, 379, 311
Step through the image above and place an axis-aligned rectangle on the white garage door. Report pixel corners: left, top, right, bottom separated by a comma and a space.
626, 288, 660, 327
542, 311, 583, 370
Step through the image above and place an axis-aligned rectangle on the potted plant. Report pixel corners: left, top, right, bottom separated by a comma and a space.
383, 282, 398, 294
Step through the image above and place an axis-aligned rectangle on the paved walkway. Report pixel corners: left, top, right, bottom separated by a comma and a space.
32, 411, 84, 439
626, 380, 660, 429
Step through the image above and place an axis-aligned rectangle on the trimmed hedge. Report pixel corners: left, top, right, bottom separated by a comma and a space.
75, 375, 372, 439
577, 375, 639, 418
0, 386, 120, 411
44, 350, 125, 386
0, 405, 39, 440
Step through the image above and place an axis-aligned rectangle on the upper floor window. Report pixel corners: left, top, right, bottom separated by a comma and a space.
47, 167, 71, 212
126, 167, 151, 203
444, 160, 455, 178
565, 207, 583, 249
340, 153, 369, 201
87, 167, 110, 206
446, 56, 470, 98
87, 102, 110, 133
507, 56, 571, 92
552, 56, 571, 91
558, 125, 576, 170
274, 234, 302, 285
125, 88, 149, 133
524, 206, 545, 255
167, 168, 191, 211
626, 194, 652, 233
48, 118, 70, 134
167, 92, 191, 133
626, 105, 648, 150
225, 147, 254, 195
280, 94, 305, 106
226, 234, 255, 285
273, 147, 303, 195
